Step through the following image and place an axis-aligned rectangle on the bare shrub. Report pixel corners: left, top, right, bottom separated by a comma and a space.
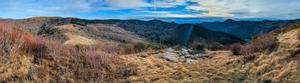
76, 51, 136, 82
229, 33, 278, 56
0, 27, 136, 82
119, 42, 147, 54
134, 42, 147, 52
119, 43, 135, 54
228, 43, 242, 55
190, 41, 224, 51
119, 42, 166, 54
298, 32, 300, 40
242, 33, 278, 55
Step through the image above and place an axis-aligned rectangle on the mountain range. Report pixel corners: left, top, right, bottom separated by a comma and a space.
2, 17, 299, 50
1, 17, 300, 82
199, 19, 300, 41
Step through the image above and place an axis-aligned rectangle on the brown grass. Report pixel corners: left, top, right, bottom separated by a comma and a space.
119, 42, 166, 54
64, 32, 96, 45
298, 31, 300, 40
0, 26, 136, 82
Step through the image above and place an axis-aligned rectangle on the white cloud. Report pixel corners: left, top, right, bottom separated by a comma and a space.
186, 0, 300, 19
100, 0, 152, 10
153, 0, 188, 8
140, 10, 200, 18
159, 13, 198, 18
1, 0, 300, 19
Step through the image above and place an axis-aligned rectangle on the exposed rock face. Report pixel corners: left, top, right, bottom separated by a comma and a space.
158, 48, 207, 63
159, 52, 179, 62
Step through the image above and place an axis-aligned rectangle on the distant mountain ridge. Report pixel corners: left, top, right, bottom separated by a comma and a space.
0, 17, 247, 50
198, 19, 300, 41
168, 24, 245, 50
6, 17, 299, 49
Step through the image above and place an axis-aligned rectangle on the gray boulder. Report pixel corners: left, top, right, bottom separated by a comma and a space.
185, 59, 195, 64
180, 49, 190, 55
159, 52, 179, 62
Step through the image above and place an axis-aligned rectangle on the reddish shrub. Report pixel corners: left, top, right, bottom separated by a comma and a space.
0, 25, 136, 82
0, 27, 47, 56
241, 33, 278, 55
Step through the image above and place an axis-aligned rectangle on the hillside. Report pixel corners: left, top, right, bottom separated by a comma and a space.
0, 25, 135, 82
1, 17, 245, 50
168, 24, 245, 50
0, 17, 299, 82
70, 18, 245, 47
120, 23, 300, 83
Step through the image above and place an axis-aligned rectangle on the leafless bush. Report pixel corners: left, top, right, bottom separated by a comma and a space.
229, 33, 278, 56
241, 34, 278, 55
297, 32, 300, 40
0, 26, 136, 82
119, 42, 166, 54
228, 43, 243, 55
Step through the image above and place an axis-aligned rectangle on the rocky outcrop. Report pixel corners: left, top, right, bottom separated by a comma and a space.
158, 48, 207, 63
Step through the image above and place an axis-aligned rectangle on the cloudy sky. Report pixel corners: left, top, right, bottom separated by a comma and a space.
0, 0, 300, 19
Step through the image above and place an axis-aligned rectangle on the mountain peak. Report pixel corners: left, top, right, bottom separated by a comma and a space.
224, 19, 236, 22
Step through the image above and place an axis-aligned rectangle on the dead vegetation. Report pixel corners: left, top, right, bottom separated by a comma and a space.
228, 24, 300, 56
298, 31, 300, 40
229, 33, 278, 56
120, 24, 300, 83
228, 43, 243, 55
1, 18, 300, 83
225, 23, 300, 82
0, 26, 136, 82
119, 42, 166, 54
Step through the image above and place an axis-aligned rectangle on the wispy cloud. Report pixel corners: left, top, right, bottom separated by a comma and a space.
187, 0, 300, 19
153, 0, 188, 8
98, 0, 152, 10
0, 0, 299, 19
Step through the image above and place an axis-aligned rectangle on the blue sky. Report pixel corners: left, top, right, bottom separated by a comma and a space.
0, 0, 300, 20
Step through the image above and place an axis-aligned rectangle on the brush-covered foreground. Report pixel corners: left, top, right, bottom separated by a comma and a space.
0, 23, 136, 82
0, 19, 300, 83
121, 24, 300, 83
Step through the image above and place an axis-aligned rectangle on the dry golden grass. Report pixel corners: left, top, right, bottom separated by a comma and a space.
58, 24, 82, 32
121, 52, 190, 82
121, 51, 243, 83
0, 43, 33, 82
121, 42, 299, 83
223, 25, 300, 83
64, 32, 97, 45
119, 25, 300, 83
278, 28, 300, 48
1, 20, 299, 82
0, 26, 137, 82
